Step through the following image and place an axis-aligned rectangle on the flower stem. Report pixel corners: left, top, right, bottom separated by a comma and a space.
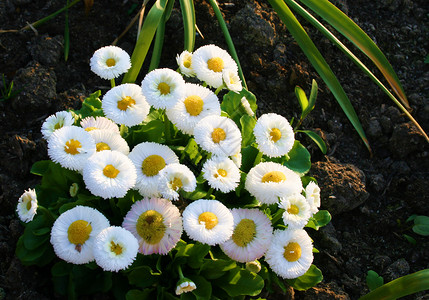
110, 78, 116, 88
120, 124, 128, 137
164, 113, 171, 143
177, 264, 185, 279
206, 187, 214, 199
214, 84, 224, 95
253, 151, 263, 166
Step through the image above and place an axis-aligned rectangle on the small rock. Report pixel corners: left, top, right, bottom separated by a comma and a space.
384, 258, 410, 282
28, 34, 64, 66
300, 281, 350, 300
367, 118, 382, 138
373, 255, 392, 271
368, 174, 386, 193
389, 122, 425, 158
390, 161, 411, 175
317, 223, 342, 255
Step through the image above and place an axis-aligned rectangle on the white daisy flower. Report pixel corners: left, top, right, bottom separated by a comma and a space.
305, 181, 321, 214
122, 198, 182, 255
192, 44, 238, 88
240, 97, 254, 117
166, 83, 221, 135
48, 125, 96, 171
175, 278, 197, 295
245, 162, 302, 205
202, 156, 240, 193
222, 69, 242, 92
220, 208, 273, 263
90, 45, 131, 80
41, 111, 75, 140
265, 229, 313, 279
141, 68, 186, 110
50, 206, 110, 264
128, 142, 179, 198
253, 113, 295, 158
182, 199, 234, 246
194, 115, 242, 157
83, 150, 137, 199
93, 226, 139, 272
89, 129, 130, 155
16, 188, 38, 223
230, 150, 242, 168
158, 163, 197, 201
279, 194, 311, 229
176, 50, 195, 77
102, 83, 150, 127
80, 116, 120, 134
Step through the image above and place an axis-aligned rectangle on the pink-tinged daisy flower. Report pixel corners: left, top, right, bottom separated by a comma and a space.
48, 125, 96, 171
122, 198, 182, 255
245, 162, 302, 204
93, 226, 139, 272
16, 188, 38, 223
80, 116, 120, 135
102, 83, 150, 127
90, 45, 131, 80
253, 113, 294, 158
41, 111, 75, 140
265, 229, 313, 279
50, 206, 110, 264
194, 115, 242, 157
82, 150, 137, 199
182, 199, 234, 246
220, 208, 273, 263
141, 68, 186, 110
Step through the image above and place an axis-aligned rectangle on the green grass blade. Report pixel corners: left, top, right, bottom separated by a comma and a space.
122, 0, 168, 84
360, 269, 429, 300
297, 130, 327, 154
148, 0, 175, 72
268, 0, 370, 152
179, 0, 196, 52
207, 0, 247, 90
285, 0, 428, 142
308, 79, 318, 112
295, 85, 309, 116
299, 0, 409, 109
64, 0, 70, 62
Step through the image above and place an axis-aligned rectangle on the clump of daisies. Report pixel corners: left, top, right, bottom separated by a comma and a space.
16, 44, 328, 298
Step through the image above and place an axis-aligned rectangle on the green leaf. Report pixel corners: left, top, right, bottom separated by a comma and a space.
298, 0, 409, 109
286, 264, 323, 291
240, 115, 256, 148
52, 261, 73, 277
268, 0, 371, 152
297, 130, 327, 154
284, 141, 311, 174
199, 259, 237, 280
366, 270, 384, 291
221, 89, 257, 126
127, 119, 165, 146
307, 79, 318, 114
215, 267, 264, 297
127, 266, 161, 289
360, 269, 429, 300
413, 216, 429, 236
30, 160, 51, 176
406, 214, 417, 223
241, 145, 259, 173
72, 90, 103, 120
123, 0, 168, 83
117, 190, 142, 216
175, 242, 210, 269
295, 86, 309, 116
189, 275, 212, 300
179, 0, 196, 52
126, 289, 155, 300
403, 234, 417, 245
313, 210, 331, 229
183, 139, 203, 165
32, 227, 51, 236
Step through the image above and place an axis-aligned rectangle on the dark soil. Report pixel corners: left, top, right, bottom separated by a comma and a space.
1, 0, 428, 299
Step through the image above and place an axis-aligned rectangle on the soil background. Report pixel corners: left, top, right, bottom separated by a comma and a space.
0, 0, 428, 299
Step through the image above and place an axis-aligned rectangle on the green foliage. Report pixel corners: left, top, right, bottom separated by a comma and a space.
286, 264, 323, 291
0, 74, 20, 101
283, 141, 311, 175
306, 210, 332, 230
71, 90, 103, 120
409, 215, 429, 236
366, 270, 384, 291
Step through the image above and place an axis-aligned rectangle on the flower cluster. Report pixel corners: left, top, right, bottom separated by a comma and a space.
16, 44, 326, 296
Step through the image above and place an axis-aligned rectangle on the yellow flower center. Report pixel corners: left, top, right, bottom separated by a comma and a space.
270, 128, 282, 143
232, 218, 256, 247
85, 127, 98, 132
183, 55, 192, 68
207, 57, 224, 72
67, 220, 92, 245
24, 195, 32, 211
117, 96, 136, 111
170, 177, 183, 191
157, 82, 171, 95
214, 169, 227, 178
54, 122, 63, 130
198, 212, 218, 230
96, 142, 111, 152
287, 204, 300, 215
141, 155, 166, 177
64, 139, 82, 155
283, 242, 302, 262
110, 241, 123, 255
106, 58, 116, 67
184, 95, 204, 116
261, 171, 286, 183
211, 128, 226, 143
136, 210, 166, 245
103, 164, 120, 178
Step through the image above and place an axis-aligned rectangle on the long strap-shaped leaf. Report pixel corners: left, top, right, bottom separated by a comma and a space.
179, 0, 196, 52
299, 0, 409, 109
268, 0, 371, 152
285, 0, 428, 143
122, 0, 168, 84
359, 269, 429, 300
207, 0, 247, 90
